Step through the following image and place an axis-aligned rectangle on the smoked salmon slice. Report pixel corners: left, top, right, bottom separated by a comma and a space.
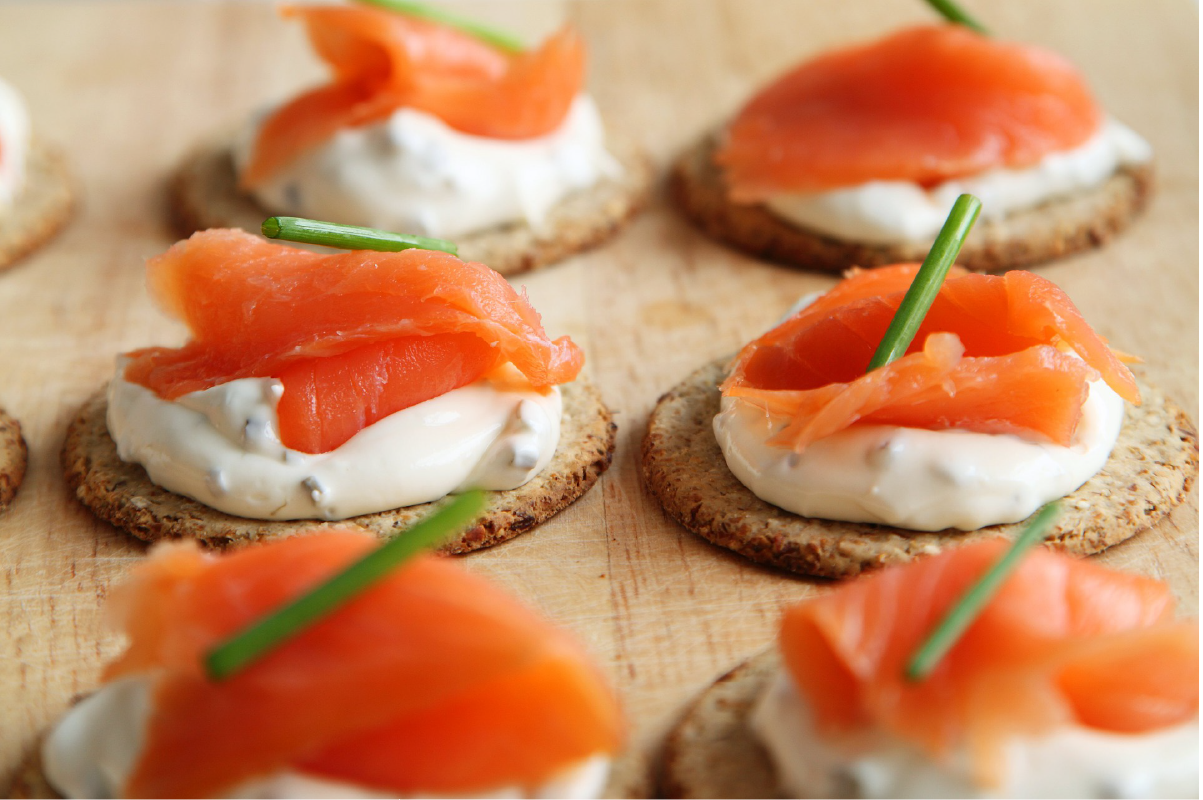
717, 25, 1102, 202
123, 229, 583, 454
240, 4, 585, 189
722, 265, 1138, 451
779, 540, 1197, 783
104, 532, 622, 798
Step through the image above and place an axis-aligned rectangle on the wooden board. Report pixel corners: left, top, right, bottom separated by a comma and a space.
0, 0, 1197, 795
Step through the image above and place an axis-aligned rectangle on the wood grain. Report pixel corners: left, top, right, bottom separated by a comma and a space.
0, 1, 1196, 795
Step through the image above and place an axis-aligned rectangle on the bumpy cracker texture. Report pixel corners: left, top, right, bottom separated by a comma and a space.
671, 134, 1153, 273
9, 703, 648, 799
169, 135, 654, 276
62, 381, 616, 550
0, 141, 74, 273
641, 359, 1198, 579
659, 650, 780, 799
0, 406, 27, 512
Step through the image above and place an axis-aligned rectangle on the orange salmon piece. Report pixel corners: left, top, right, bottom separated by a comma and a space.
723, 267, 1138, 450
273, 333, 499, 454
104, 532, 622, 798
122, 229, 583, 454
717, 25, 1102, 201
241, 5, 585, 188
779, 541, 1196, 782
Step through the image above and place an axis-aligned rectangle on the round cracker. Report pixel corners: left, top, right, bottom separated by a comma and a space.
671, 133, 1153, 273
0, 405, 27, 512
9, 716, 654, 798
659, 650, 780, 799
641, 359, 1199, 579
0, 141, 74, 273
62, 381, 615, 550
168, 134, 654, 276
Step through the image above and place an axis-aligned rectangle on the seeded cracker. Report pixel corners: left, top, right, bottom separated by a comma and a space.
169, 134, 653, 276
0, 406, 27, 512
671, 134, 1153, 273
658, 650, 781, 799
0, 141, 74, 273
641, 359, 1198, 579
62, 382, 616, 551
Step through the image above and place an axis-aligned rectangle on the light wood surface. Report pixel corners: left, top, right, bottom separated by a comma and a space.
0, 0, 1197, 795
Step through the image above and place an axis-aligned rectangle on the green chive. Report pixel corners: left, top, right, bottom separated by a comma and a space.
866, 194, 982, 372
262, 217, 458, 256
205, 491, 486, 681
922, 0, 989, 34
353, 0, 525, 53
904, 502, 1062, 681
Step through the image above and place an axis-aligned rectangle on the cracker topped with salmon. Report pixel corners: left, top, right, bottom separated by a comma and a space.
63, 227, 616, 550
661, 539, 1199, 797
0, 77, 73, 273
642, 257, 1196, 577
20, 530, 627, 798
171, 1, 652, 275
673, 23, 1153, 272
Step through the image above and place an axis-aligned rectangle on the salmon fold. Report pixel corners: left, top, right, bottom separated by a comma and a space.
717, 25, 1102, 201
122, 229, 584, 453
104, 532, 622, 798
779, 540, 1198, 785
241, 4, 585, 188
722, 264, 1139, 452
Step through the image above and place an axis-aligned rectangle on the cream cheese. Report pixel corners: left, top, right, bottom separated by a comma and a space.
106, 368, 562, 520
714, 377, 1124, 531
763, 118, 1153, 245
233, 95, 619, 239
751, 669, 1200, 799
0, 77, 30, 209
43, 676, 611, 799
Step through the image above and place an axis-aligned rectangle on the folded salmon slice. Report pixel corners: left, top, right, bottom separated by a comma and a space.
104, 532, 622, 798
122, 229, 583, 453
722, 266, 1138, 450
779, 541, 1197, 784
241, 4, 585, 188
717, 25, 1102, 201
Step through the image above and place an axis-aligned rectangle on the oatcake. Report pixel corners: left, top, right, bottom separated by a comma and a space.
672, 133, 1153, 273
63, 381, 615, 551
0, 141, 74, 273
0, 405, 26, 512
641, 359, 1198, 579
170, 134, 654, 276
658, 649, 780, 799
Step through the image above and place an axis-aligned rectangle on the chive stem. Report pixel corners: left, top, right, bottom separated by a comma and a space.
866, 194, 982, 372
205, 491, 486, 681
353, 0, 525, 53
262, 217, 457, 255
922, 0, 990, 34
904, 502, 1062, 681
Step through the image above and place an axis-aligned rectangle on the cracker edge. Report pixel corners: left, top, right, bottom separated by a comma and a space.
670, 133, 1154, 273
658, 650, 780, 799
0, 141, 75, 273
167, 134, 655, 277
0, 406, 27, 511
61, 381, 616, 551
640, 359, 1199, 579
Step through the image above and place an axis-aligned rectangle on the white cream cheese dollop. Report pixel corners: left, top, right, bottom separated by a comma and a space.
763, 118, 1152, 245
233, 95, 619, 239
107, 368, 562, 521
0, 77, 30, 209
43, 676, 612, 799
750, 670, 1200, 799
714, 377, 1124, 532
